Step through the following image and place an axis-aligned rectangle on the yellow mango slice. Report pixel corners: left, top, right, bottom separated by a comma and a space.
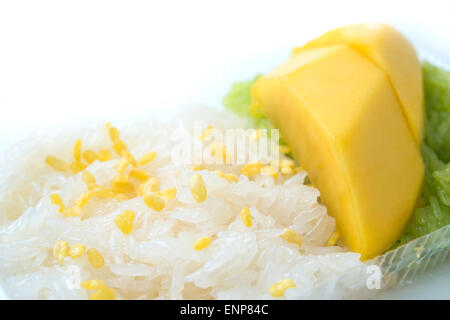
293, 23, 424, 144
251, 44, 424, 259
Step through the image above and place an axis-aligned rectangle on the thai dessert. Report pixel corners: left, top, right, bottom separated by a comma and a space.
0, 23, 449, 300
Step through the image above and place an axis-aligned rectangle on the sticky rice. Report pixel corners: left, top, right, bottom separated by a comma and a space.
0, 106, 365, 299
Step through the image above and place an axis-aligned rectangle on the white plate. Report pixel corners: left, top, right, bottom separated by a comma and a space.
0, 0, 449, 299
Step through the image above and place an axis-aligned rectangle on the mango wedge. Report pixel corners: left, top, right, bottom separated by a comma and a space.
251, 38, 424, 259
293, 23, 424, 144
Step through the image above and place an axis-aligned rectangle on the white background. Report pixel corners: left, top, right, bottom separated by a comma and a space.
0, 0, 449, 299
